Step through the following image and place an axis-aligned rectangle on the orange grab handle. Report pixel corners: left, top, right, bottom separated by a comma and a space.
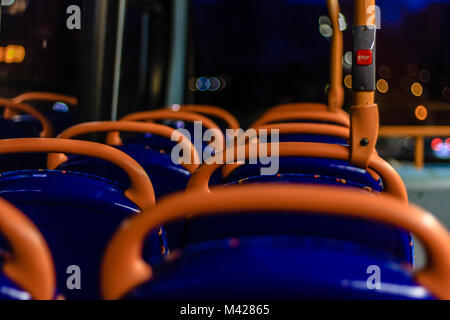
101, 184, 450, 300
0, 98, 54, 138
252, 110, 350, 128
167, 105, 240, 130
52, 121, 200, 174
107, 110, 224, 146
0, 197, 56, 300
186, 142, 407, 202
0, 138, 155, 209
12, 92, 78, 106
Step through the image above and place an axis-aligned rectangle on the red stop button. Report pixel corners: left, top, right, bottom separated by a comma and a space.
356, 49, 373, 65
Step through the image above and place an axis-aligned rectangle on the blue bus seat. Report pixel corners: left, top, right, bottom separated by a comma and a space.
0, 170, 167, 299
125, 235, 430, 300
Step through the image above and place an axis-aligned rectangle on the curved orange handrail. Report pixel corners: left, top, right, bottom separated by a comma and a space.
167, 105, 240, 130
252, 110, 350, 128
101, 184, 450, 300
186, 142, 407, 202
249, 123, 379, 160
108, 110, 224, 146
0, 138, 155, 209
0, 98, 54, 138
4, 92, 78, 119
378, 126, 450, 169
263, 102, 330, 115
12, 92, 78, 106
0, 197, 55, 300
252, 122, 349, 140
51, 121, 200, 174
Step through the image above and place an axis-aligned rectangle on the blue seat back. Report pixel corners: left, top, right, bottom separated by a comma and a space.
125, 235, 431, 300
0, 117, 47, 171
57, 145, 191, 200
0, 170, 167, 299
182, 157, 413, 264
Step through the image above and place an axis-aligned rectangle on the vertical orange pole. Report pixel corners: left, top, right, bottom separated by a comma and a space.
354, 0, 376, 26
353, 0, 376, 106
327, 0, 344, 111
350, 0, 378, 168
415, 136, 425, 169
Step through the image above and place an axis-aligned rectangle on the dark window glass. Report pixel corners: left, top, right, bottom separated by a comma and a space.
189, 0, 450, 128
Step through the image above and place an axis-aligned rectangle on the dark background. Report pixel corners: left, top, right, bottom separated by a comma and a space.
1, 0, 450, 129
188, 0, 450, 127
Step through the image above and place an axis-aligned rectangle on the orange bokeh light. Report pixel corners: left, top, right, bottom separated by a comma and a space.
4, 45, 26, 63
415, 105, 428, 121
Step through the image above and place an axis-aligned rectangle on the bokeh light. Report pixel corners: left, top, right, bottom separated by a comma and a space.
431, 138, 450, 159
52, 102, 69, 113
344, 51, 352, 66
344, 75, 352, 89
379, 65, 391, 79
376, 79, 389, 93
208, 77, 221, 91
319, 24, 333, 38
442, 87, 450, 101
171, 104, 181, 112
196, 77, 211, 92
318, 15, 331, 26
4, 45, 25, 63
431, 138, 443, 152
407, 63, 419, 77
411, 82, 423, 97
419, 69, 431, 83
324, 83, 330, 95
415, 105, 428, 121
338, 13, 347, 31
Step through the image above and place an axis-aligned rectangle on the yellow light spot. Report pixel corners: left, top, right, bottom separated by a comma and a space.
411, 82, 423, 97
5, 45, 25, 63
324, 83, 330, 95
415, 105, 428, 121
376, 79, 389, 93
344, 75, 352, 89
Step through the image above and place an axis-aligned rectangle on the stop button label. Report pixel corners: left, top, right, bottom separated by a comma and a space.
356, 49, 373, 65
